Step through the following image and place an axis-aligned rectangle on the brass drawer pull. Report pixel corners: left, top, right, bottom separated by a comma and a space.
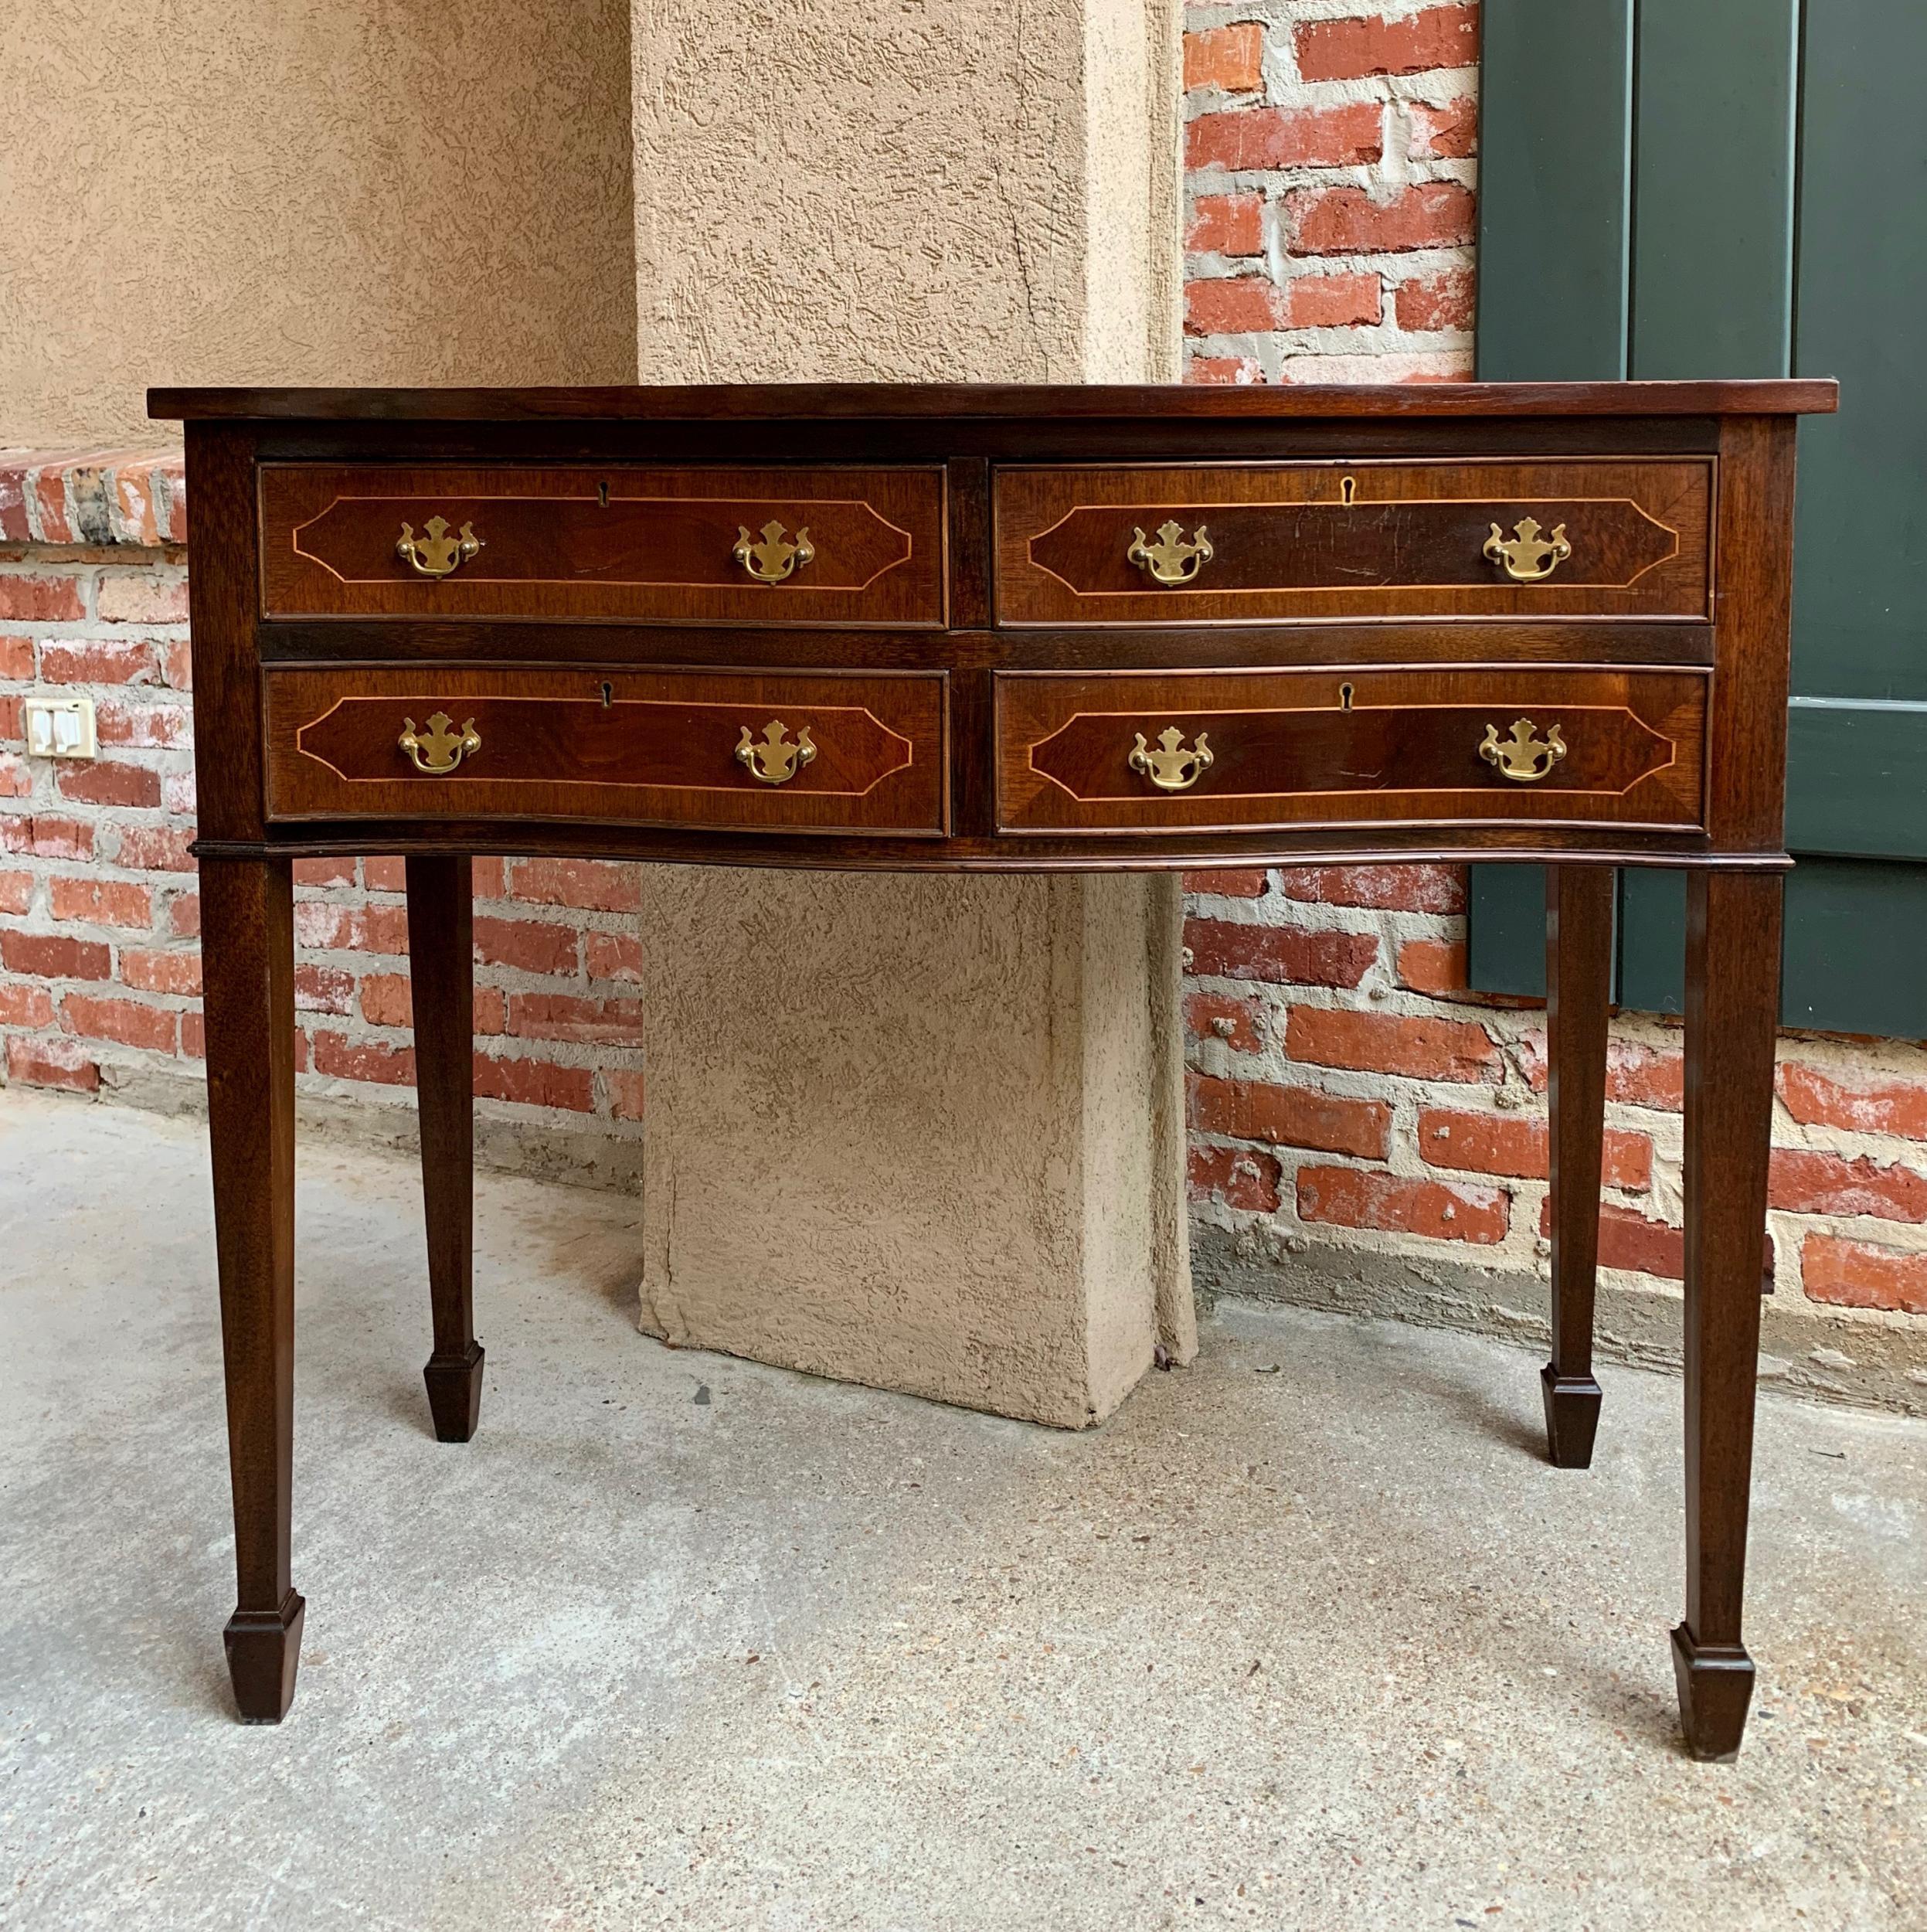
734, 520, 815, 583
1484, 515, 1572, 583
1130, 726, 1213, 791
1127, 521, 1213, 587
1480, 717, 1565, 782
396, 515, 482, 579
398, 712, 481, 775
736, 719, 816, 784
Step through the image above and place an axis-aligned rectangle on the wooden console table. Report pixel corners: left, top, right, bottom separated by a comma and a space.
150, 380, 1834, 1753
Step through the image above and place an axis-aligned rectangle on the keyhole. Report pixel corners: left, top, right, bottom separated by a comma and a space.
1340, 475, 1358, 506
597, 480, 610, 508
1339, 682, 1354, 711
600, 682, 613, 710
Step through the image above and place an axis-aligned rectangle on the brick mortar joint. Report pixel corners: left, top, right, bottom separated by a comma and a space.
0, 448, 187, 549
1184, 73, 1479, 122
1186, 2, 1464, 23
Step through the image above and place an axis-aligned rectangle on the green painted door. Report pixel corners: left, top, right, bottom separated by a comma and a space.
1470, 0, 1927, 1037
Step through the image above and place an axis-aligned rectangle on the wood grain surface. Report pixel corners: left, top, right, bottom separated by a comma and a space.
260, 464, 945, 626
995, 666, 1707, 834
1674, 868, 1786, 1760
265, 665, 948, 835
1541, 864, 1615, 1468
995, 461, 1711, 624
151, 379, 1839, 423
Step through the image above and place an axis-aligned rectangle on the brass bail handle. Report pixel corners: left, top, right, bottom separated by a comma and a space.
1480, 717, 1565, 783
1130, 726, 1213, 792
734, 520, 816, 583
1484, 515, 1572, 583
736, 719, 817, 784
396, 515, 483, 579
1127, 521, 1213, 587
398, 712, 481, 775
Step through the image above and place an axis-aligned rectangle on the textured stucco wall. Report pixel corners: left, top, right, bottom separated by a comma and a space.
630, 0, 1193, 1426
635, 872, 1193, 1427
631, 0, 1181, 383
0, 2, 636, 444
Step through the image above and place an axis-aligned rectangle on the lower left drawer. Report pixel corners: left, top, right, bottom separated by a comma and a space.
264, 666, 948, 835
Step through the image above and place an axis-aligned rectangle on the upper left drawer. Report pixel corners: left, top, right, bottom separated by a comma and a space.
258, 465, 947, 625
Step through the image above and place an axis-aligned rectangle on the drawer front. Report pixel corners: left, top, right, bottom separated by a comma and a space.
994, 461, 1711, 624
260, 466, 946, 625
995, 668, 1706, 834
266, 667, 948, 835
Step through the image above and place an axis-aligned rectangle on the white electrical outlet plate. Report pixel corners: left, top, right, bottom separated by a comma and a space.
23, 695, 97, 760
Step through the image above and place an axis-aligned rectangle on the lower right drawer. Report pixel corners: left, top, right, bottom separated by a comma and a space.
994, 667, 1708, 835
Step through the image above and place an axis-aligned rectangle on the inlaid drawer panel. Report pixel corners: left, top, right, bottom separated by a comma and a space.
994, 667, 1707, 834
265, 666, 948, 835
260, 466, 946, 625
994, 461, 1711, 624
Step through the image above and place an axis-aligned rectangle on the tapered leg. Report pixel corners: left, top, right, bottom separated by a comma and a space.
406, 855, 482, 1443
202, 858, 304, 1722
1673, 870, 1783, 1760
1541, 866, 1613, 1467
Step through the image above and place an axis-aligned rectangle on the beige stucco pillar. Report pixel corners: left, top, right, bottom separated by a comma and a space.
630, 0, 1195, 1426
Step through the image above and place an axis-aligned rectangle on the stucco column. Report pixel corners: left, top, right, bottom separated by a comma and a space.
630, 0, 1194, 1426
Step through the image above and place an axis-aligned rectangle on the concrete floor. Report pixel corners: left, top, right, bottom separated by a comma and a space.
2, 1093, 1924, 1932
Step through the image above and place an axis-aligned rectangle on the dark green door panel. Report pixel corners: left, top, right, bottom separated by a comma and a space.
1466, 865, 1547, 998
1615, 868, 1686, 1016
1792, 2, 1927, 706
1615, 864, 1927, 1037
1786, 701, 1927, 859
1471, 869, 1693, 1018
1475, 2, 1633, 380
1629, 0, 1799, 379
1470, 0, 1927, 1039
1468, 866, 1684, 1014
1783, 863, 1927, 1039
1772, 0, 1927, 1029
1483, 862, 1927, 1039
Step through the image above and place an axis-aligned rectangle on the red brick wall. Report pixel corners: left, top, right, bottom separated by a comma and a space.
1182, 2, 1477, 384
1181, 867, 1927, 1342
1, 451, 645, 1176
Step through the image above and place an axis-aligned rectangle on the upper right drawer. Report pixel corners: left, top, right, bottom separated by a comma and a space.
993, 460, 1712, 624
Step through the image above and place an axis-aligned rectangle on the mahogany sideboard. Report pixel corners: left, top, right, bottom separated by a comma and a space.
149, 379, 1836, 1754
